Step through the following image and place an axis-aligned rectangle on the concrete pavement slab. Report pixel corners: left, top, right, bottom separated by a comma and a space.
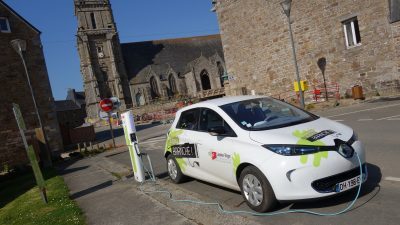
58, 156, 196, 225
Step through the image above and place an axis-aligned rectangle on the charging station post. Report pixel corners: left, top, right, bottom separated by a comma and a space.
121, 111, 145, 182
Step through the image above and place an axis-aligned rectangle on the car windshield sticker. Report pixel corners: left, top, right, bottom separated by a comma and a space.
209, 151, 232, 163
172, 143, 198, 158
165, 129, 187, 171
293, 129, 329, 167
306, 130, 336, 142
232, 153, 241, 174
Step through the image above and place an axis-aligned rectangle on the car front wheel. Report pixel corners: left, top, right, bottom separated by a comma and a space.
167, 154, 185, 183
239, 166, 277, 212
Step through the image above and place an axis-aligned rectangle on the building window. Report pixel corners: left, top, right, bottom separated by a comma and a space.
389, 0, 400, 23
150, 76, 160, 98
90, 13, 97, 29
200, 70, 211, 90
0, 17, 11, 33
169, 74, 177, 95
342, 17, 361, 48
217, 62, 225, 87
97, 46, 104, 58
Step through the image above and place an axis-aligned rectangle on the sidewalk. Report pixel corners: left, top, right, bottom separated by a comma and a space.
58, 148, 263, 225
58, 152, 195, 225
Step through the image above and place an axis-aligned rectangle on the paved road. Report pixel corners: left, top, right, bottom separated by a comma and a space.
108, 98, 400, 225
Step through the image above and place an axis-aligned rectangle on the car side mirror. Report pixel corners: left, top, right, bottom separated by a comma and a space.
208, 126, 227, 136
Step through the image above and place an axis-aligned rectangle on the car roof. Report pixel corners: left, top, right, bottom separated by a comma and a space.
178, 95, 267, 113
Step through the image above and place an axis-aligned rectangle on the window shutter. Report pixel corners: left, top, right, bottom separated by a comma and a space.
390, 0, 400, 23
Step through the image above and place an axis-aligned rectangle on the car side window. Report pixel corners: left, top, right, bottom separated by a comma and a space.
199, 108, 235, 135
176, 109, 200, 130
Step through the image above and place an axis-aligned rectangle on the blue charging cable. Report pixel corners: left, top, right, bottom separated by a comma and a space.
139, 152, 364, 216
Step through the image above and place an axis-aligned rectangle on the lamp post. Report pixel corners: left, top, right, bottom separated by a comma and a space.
280, 0, 305, 109
11, 39, 53, 167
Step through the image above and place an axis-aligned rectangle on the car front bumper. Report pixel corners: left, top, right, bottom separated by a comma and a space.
262, 140, 367, 201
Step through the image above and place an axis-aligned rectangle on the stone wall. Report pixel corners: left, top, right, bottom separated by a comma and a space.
216, 0, 400, 98
0, 4, 63, 168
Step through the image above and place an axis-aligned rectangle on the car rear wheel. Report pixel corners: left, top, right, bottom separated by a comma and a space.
239, 166, 277, 212
167, 154, 185, 183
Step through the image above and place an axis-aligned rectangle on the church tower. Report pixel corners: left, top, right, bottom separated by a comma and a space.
74, 0, 131, 120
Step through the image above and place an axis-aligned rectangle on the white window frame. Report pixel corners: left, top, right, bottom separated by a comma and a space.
0, 17, 11, 33
343, 18, 361, 49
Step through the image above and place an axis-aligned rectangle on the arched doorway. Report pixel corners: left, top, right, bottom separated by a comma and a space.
200, 70, 211, 90
168, 74, 177, 96
135, 92, 145, 106
217, 62, 225, 87
150, 76, 160, 99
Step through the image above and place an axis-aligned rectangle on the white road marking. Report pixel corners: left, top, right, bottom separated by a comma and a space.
358, 119, 373, 121
140, 137, 166, 144
385, 177, 400, 182
326, 103, 400, 118
377, 114, 400, 120
334, 120, 344, 122
387, 118, 400, 121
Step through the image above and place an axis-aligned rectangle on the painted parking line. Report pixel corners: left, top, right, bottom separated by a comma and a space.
326, 103, 400, 118
377, 114, 400, 120
385, 177, 400, 182
334, 119, 345, 122
358, 119, 373, 121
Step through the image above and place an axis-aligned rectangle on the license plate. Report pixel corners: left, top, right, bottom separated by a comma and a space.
335, 175, 361, 193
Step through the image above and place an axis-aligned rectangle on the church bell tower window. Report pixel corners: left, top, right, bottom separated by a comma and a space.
90, 13, 97, 29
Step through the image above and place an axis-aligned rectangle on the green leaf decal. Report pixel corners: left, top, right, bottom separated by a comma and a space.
293, 129, 329, 167
232, 152, 241, 174
176, 158, 187, 172
165, 129, 184, 154
165, 129, 187, 172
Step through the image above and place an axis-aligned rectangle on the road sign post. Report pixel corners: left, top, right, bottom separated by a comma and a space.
99, 98, 116, 149
13, 103, 47, 203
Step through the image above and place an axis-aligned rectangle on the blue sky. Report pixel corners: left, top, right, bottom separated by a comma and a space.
5, 0, 220, 100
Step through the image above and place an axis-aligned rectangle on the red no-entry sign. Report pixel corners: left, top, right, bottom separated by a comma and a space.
99, 98, 113, 112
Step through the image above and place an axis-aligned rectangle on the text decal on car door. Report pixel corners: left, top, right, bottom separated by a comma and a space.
306, 130, 335, 142
172, 143, 198, 158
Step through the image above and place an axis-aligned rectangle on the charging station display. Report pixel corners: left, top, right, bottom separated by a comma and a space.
121, 111, 145, 182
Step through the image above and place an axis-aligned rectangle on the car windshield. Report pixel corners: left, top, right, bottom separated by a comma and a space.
220, 97, 318, 131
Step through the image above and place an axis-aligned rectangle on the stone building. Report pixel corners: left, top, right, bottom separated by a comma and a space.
55, 89, 86, 129
75, 0, 132, 119
214, 0, 400, 99
122, 35, 226, 107
0, 0, 63, 168
74, 0, 226, 120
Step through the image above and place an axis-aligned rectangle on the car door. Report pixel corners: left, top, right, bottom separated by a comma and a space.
172, 108, 204, 178
194, 108, 238, 188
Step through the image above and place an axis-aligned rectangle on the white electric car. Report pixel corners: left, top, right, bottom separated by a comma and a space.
164, 96, 367, 212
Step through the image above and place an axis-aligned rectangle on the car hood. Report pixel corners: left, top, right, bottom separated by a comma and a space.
249, 117, 353, 146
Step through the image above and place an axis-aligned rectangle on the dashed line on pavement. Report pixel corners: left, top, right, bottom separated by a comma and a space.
140, 137, 166, 144
377, 114, 400, 120
385, 177, 400, 182
326, 103, 400, 118
334, 120, 344, 122
358, 119, 373, 121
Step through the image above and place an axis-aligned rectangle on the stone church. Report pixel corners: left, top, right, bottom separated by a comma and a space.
74, 0, 226, 119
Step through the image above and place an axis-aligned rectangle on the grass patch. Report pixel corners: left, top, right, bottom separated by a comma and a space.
0, 169, 85, 225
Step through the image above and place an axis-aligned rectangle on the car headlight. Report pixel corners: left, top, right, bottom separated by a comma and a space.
337, 143, 354, 158
262, 145, 330, 156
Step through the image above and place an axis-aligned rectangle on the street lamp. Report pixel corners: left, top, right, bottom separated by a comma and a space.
10, 39, 53, 167
280, 0, 305, 109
